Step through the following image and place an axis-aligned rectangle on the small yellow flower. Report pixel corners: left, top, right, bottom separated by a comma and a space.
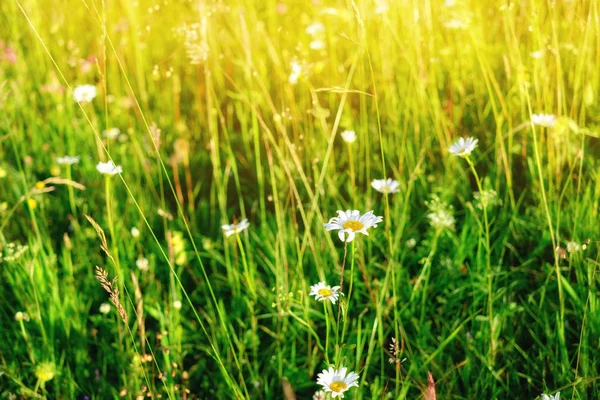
27, 199, 37, 209
35, 181, 46, 190
35, 362, 56, 383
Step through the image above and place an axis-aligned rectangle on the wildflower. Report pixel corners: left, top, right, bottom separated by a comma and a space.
313, 390, 326, 400
306, 22, 325, 36
324, 210, 383, 242
15, 311, 30, 322
473, 189, 501, 210
316, 366, 360, 398
530, 50, 544, 59
170, 231, 188, 265
566, 241, 581, 253
73, 84, 97, 103
371, 178, 400, 194
136, 257, 149, 272
0, 41, 17, 64
173, 300, 182, 310
531, 113, 556, 128
375, 0, 389, 14
310, 40, 326, 50
0, 243, 28, 262
131, 227, 140, 238
0, 166, 6, 178
341, 130, 357, 143
221, 219, 250, 237
56, 155, 80, 165
99, 303, 111, 314
103, 128, 121, 140
405, 238, 417, 248
289, 61, 302, 85
448, 137, 478, 157
309, 282, 342, 304
35, 362, 56, 383
444, 19, 469, 30
425, 196, 455, 230
96, 161, 122, 175
541, 393, 560, 400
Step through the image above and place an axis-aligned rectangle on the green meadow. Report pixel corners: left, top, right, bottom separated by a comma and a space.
1, 0, 599, 398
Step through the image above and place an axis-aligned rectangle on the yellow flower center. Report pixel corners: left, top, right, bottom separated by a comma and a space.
330, 381, 347, 392
342, 220, 364, 231
318, 288, 332, 297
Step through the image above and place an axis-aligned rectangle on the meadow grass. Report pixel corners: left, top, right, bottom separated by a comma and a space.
1, 0, 599, 398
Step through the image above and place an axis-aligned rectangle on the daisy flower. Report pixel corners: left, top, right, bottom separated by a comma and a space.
310, 40, 326, 50
136, 257, 149, 272
222, 218, 250, 237
341, 130, 356, 143
313, 390, 326, 400
289, 61, 302, 85
103, 128, 121, 140
73, 84, 97, 103
324, 210, 383, 242
530, 50, 544, 59
56, 155, 80, 165
448, 137, 478, 157
99, 303, 111, 314
371, 178, 400, 194
531, 113, 556, 128
309, 282, 342, 304
541, 393, 560, 400
306, 22, 325, 36
316, 366, 360, 398
96, 161, 123, 175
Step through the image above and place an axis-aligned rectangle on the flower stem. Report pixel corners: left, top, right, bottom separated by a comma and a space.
466, 156, 495, 362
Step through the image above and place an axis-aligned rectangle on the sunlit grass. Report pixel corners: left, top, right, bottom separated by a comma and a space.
1, 0, 599, 398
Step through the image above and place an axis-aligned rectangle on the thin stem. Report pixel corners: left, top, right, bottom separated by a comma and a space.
466, 156, 495, 362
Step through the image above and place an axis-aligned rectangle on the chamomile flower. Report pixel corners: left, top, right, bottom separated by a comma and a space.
324, 210, 383, 242
15, 311, 30, 322
73, 84, 97, 103
99, 303, 111, 314
541, 392, 560, 400
312, 390, 326, 400
371, 178, 400, 194
309, 282, 341, 304
306, 22, 325, 36
531, 113, 556, 128
316, 366, 360, 398
289, 61, 302, 85
136, 257, 149, 272
56, 155, 80, 165
341, 130, 357, 143
310, 40, 326, 50
96, 161, 122, 175
103, 128, 121, 140
425, 195, 455, 230
566, 241, 581, 253
530, 50, 544, 59
448, 137, 478, 157
222, 218, 250, 237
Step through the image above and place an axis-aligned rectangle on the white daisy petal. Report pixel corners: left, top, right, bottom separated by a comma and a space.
324, 210, 383, 243
316, 366, 360, 398
96, 161, 122, 175
448, 136, 478, 157
222, 218, 250, 237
